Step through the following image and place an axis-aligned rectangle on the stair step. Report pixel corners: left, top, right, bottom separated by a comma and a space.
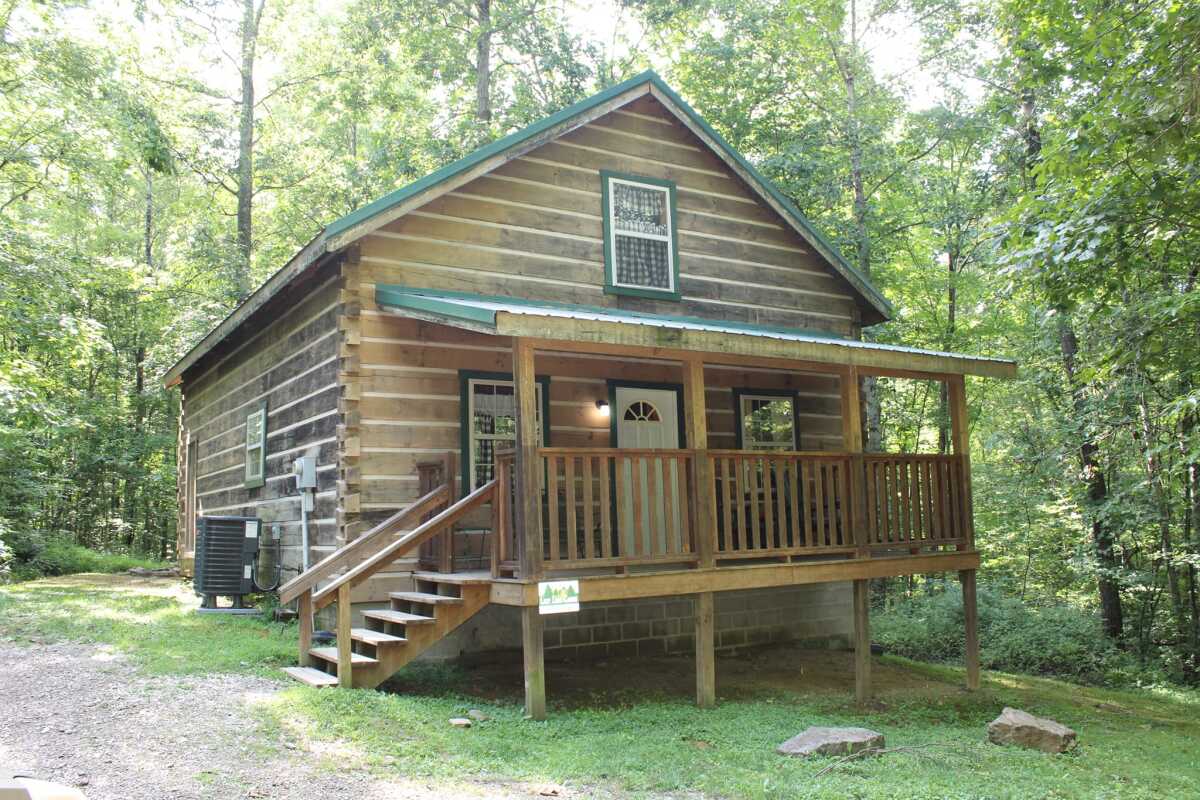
412, 571, 492, 585
390, 591, 463, 605
282, 666, 339, 687
308, 647, 378, 666
361, 609, 436, 626
351, 627, 407, 646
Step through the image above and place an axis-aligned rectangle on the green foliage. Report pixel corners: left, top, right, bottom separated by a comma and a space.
874, 585, 1158, 686
8, 539, 168, 582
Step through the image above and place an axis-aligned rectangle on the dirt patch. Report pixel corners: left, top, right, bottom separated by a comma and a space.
0, 639, 592, 800
389, 645, 950, 708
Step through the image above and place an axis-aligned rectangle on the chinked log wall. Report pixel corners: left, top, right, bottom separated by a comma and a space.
180, 268, 343, 577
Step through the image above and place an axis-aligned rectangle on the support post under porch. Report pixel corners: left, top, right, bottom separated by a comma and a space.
694, 591, 715, 708
853, 578, 871, 707
960, 568, 981, 690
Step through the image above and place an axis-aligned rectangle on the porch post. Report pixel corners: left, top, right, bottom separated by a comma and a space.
947, 374, 976, 549
853, 578, 871, 707
843, 366, 872, 706
840, 366, 868, 557
947, 374, 981, 691
682, 355, 716, 708
681, 355, 715, 568
512, 337, 546, 719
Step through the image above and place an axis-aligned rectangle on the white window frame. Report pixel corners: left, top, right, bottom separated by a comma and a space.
466, 378, 543, 490
244, 401, 268, 488
739, 394, 797, 451
605, 175, 677, 294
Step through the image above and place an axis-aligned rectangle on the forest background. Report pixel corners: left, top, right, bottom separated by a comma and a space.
1, 0, 1196, 685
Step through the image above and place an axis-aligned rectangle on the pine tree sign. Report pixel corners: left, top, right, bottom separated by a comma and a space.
538, 580, 580, 615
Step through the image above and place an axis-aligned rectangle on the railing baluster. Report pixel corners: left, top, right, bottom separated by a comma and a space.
680, 454, 694, 553
546, 455, 561, 562
661, 455, 676, 556
733, 456, 747, 553
761, 456, 775, 549
630, 455, 644, 557
773, 457, 788, 549
564, 456, 578, 562
788, 457, 802, 549
599, 455, 613, 559
720, 458, 733, 552
582, 456, 595, 560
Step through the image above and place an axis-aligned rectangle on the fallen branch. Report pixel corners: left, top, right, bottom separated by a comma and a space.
812, 743, 953, 778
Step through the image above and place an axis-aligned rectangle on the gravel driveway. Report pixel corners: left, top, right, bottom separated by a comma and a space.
0, 640, 571, 800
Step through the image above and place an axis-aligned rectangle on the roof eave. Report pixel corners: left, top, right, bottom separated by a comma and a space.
161, 232, 332, 388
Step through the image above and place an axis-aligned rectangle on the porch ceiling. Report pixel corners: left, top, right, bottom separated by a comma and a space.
375, 285, 1018, 379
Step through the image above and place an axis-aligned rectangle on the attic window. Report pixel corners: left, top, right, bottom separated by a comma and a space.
601, 171, 680, 300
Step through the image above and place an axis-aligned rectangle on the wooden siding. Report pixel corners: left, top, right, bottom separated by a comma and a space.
180, 275, 342, 578
353, 312, 843, 521
358, 95, 864, 338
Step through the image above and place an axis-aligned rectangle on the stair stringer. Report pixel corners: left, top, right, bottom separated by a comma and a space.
353, 583, 491, 689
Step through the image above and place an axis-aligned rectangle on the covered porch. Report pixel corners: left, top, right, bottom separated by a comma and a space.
377, 286, 1012, 718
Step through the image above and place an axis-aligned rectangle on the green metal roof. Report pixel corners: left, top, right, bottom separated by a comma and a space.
327, 69, 892, 320
375, 284, 846, 340
374, 286, 1015, 375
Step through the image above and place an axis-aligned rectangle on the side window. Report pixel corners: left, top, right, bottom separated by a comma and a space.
739, 394, 796, 451
244, 401, 268, 488
467, 378, 544, 489
602, 171, 679, 299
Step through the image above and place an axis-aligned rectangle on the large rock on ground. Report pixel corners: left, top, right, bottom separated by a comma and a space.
987, 707, 1077, 753
776, 726, 885, 758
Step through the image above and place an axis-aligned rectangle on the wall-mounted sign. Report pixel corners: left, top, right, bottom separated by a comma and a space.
538, 580, 580, 614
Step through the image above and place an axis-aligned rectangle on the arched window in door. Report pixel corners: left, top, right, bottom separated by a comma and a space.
623, 400, 661, 422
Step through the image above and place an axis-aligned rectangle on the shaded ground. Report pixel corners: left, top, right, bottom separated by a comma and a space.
389, 644, 945, 707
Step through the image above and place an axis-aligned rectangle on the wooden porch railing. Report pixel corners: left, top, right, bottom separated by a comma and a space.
862, 454, 969, 549
494, 447, 973, 572
539, 448, 699, 570
710, 450, 855, 558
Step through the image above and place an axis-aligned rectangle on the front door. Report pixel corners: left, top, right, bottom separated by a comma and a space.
613, 386, 681, 556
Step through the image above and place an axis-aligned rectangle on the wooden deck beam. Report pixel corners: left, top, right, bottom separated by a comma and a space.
489, 550, 980, 606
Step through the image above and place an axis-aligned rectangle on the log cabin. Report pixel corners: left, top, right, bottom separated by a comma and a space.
164, 70, 1014, 717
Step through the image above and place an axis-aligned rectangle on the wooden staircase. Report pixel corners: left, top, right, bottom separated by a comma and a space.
283, 571, 492, 689
277, 475, 499, 690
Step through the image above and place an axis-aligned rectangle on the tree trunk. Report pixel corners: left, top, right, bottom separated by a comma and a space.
938, 250, 958, 454
474, 0, 492, 123
235, 0, 261, 299
836, 0, 882, 452
1059, 318, 1124, 637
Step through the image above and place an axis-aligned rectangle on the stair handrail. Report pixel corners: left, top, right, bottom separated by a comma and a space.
279, 482, 451, 605
312, 478, 498, 610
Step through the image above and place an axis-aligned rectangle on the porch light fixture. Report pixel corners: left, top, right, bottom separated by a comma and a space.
595, 399, 610, 417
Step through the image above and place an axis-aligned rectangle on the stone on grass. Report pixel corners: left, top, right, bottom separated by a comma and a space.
448, 718, 472, 728
776, 726, 885, 758
467, 709, 489, 722
987, 707, 1076, 753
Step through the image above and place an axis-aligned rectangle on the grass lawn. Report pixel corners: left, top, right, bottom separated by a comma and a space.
3, 573, 1199, 799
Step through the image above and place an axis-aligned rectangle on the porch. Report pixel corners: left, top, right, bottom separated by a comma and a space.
279, 289, 1013, 718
